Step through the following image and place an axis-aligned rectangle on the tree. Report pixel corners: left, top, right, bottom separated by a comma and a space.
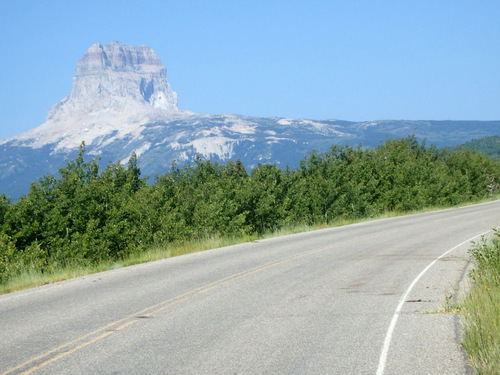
0, 194, 10, 227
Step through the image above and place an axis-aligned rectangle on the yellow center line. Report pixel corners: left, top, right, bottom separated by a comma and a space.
21, 318, 146, 375
3, 246, 327, 375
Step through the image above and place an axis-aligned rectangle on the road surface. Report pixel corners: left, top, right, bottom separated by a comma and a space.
1, 200, 500, 374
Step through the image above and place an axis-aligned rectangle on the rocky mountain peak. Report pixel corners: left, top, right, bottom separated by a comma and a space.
75, 41, 164, 76
46, 41, 178, 123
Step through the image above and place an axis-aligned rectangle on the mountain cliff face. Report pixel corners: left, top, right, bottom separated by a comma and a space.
1, 42, 499, 200
10, 41, 179, 152
51, 41, 178, 119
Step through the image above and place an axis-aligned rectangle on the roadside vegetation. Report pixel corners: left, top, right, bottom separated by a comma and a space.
462, 230, 500, 374
1, 135, 500, 294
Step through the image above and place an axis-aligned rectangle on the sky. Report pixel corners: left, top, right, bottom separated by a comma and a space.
1, 0, 499, 140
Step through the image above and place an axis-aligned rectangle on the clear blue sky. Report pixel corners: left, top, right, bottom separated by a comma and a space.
1, 0, 499, 140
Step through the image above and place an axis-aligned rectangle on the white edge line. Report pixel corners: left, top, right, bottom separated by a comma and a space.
375, 230, 491, 375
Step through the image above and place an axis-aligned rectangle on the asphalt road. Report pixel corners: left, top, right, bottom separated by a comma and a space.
1, 200, 500, 375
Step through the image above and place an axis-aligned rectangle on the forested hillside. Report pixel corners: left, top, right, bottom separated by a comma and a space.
1, 136, 500, 284
459, 135, 500, 160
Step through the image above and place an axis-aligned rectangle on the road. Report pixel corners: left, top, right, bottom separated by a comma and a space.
1, 200, 500, 374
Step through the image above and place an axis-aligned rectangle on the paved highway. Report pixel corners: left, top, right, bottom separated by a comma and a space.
1, 200, 500, 374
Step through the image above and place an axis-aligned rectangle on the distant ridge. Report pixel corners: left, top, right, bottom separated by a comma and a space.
457, 135, 500, 160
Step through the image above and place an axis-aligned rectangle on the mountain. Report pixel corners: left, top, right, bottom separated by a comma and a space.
456, 136, 500, 160
1, 41, 499, 200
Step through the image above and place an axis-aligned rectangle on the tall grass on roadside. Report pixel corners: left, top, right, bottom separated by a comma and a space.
462, 229, 500, 374
0, 234, 256, 295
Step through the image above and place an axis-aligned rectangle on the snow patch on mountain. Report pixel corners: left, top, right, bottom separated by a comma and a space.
189, 137, 237, 159
277, 118, 293, 125
223, 116, 256, 134
133, 142, 152, 158
266, 136, 296, 144
356, 121, 380, 129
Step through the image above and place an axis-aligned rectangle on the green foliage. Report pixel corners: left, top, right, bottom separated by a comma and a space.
469, 229, 500, 285
1, 136, 500, 285
0, 194, 10, 227
462, 229, 500, 374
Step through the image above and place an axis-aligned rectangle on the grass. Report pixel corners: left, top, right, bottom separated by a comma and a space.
0, 235, 252, 295
461, 231, 500, 375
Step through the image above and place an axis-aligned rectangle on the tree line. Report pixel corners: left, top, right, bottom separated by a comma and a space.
1, 135, 499, 284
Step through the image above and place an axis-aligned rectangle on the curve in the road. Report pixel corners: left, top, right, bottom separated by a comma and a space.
376, 230, 490, 375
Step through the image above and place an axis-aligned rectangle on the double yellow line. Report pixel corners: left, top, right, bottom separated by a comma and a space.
3, 246, 325, 375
